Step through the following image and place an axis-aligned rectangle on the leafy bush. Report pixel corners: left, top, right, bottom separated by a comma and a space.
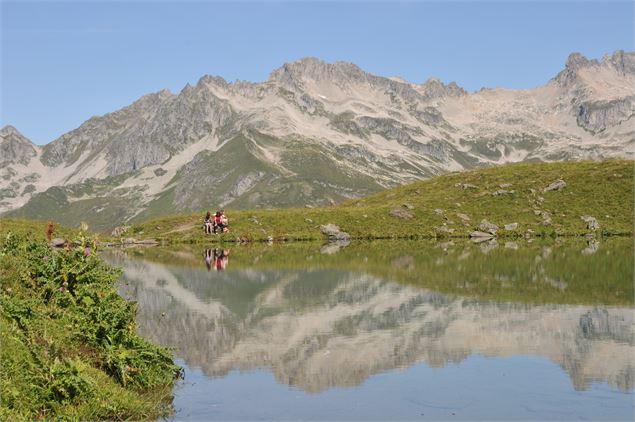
0, 231, 181, 420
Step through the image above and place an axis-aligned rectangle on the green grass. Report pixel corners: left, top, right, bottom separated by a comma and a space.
0, 228, 181, 420
129, 160, 634, 244
0, 219, 77, 241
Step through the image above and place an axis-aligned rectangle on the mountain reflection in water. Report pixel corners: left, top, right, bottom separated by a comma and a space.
108, 239, 634, 395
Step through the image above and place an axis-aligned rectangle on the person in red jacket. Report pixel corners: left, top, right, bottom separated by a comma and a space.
213, 211, 222, 234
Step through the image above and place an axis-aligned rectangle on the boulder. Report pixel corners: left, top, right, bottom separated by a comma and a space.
492, 189, 515, 196
457, 213, 471, 222
455, 183, 478, 190
436, 226, 455, 235
581, 215, 600, 231
544, 179, 566, 192
402, 203, 415, 210
504, 223, 518, 230
390, 208, 414, 219
320, 224, 351, 241
478, 219, 498, 234
50, 238, 66, 248
111, 226, 130, 237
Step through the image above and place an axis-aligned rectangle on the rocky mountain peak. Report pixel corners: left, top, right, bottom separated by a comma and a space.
0, 125, 34, 146
603, 49, 635, 75
268, 57, 368, 89
197, 74, 230, 89
566, 52, 596, 70
1, 125, 19, 137
2, 50, 633, 225
0, 125, 37, 166
553, 52, 597, 87
416, 77, 466, 99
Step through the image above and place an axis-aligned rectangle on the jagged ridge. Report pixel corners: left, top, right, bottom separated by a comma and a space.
1, 50, 634, 230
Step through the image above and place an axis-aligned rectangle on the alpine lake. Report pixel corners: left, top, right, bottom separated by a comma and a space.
104, 236, 634, 421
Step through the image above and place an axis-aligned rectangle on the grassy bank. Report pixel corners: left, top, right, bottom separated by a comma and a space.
128, 160, 633, 243
0, 227, 181, 420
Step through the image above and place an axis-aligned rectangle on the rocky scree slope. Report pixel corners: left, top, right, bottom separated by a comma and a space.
1, 50, 634, 231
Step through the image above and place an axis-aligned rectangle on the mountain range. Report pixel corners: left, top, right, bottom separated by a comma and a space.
1, 50, 633, 231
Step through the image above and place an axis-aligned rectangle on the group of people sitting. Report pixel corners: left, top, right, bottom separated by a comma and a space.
204, 210, 229, 234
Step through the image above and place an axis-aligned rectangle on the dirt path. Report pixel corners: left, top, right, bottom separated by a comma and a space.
164, 222, 197, 235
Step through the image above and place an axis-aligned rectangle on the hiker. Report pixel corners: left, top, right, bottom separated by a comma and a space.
213, 210, 229, 234
213, 211, 222, 234
220, 210, 229, 233
203, 212, 213, 234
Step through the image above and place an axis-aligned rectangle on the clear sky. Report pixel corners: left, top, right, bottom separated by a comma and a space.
1, 0, 633, 145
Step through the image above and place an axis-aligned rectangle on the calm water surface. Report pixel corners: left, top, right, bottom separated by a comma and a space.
107, 238, 634, 420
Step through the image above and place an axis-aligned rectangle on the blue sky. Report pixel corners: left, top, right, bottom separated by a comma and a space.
1, 0, 633, 145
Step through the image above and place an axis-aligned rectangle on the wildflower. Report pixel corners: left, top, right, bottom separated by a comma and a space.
43, 256, 49, 261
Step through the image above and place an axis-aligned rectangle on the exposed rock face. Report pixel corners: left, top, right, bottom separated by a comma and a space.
0, 126, 37, 167
111, 225, 130, 237
577, 97, 635, 133
0, 126, 41, 208
2, 50, 634, 229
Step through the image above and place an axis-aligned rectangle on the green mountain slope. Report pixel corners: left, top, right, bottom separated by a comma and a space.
128, 160, 633, 242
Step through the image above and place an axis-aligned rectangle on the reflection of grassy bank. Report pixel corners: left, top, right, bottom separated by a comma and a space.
121, 237, 634, 306
130, 160, 633, 243
0, 232, 181, 420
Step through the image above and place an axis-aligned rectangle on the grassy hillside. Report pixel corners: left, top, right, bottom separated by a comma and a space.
128, 160, 633, 243
0, 219, 77, 241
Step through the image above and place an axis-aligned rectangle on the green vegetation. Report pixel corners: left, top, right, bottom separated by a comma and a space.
6, 179, 144, 233
118, 236, 633, 307
0, 227, 181, 420
130, 160, 634, 244
0, 219, 76, 241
